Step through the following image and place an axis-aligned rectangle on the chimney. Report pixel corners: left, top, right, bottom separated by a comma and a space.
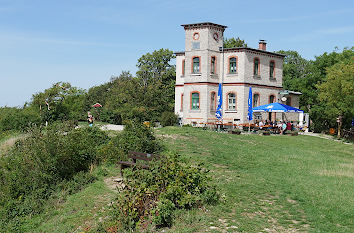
258, 40, 267, 51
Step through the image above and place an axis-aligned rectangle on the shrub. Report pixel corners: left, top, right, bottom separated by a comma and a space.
99, 120, 162, 163
111, 153, 219, 231
100, 108, 122, 125
0, 122, 109, 230
160, 111, 178, 127
0, 107, 41, 132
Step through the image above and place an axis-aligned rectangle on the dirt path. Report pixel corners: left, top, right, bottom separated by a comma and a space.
303, 132, 352, 144
104, 176, 125, 192
100, 124, 124, 131
0, 134, 27, 154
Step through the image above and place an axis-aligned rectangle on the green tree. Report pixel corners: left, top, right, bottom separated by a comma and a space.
135, 49, 176, 121
223, 37, 248, 48
318, 59, 354, 137
85, 49, 176, 123
31, 82, 86, 123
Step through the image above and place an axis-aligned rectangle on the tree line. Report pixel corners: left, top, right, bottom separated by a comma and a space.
0, 43, 353, 135
278, 47, 353, 135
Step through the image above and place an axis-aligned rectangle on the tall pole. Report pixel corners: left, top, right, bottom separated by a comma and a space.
220, 46, 224, 125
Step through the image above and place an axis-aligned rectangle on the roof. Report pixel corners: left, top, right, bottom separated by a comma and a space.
285, 90, 302, 95
223, 47, 286, 58
174, 47, 285, 58
174, 51, 185, 56
181, 22, 227, 30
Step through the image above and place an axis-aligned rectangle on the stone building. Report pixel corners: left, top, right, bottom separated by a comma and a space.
174, 22, 301, 125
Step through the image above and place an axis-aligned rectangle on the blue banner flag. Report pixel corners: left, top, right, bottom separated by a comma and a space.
215, 83, 223, 120
247, 87, 253, 121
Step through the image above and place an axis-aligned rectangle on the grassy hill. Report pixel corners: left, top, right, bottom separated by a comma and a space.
8, 127, 353, 232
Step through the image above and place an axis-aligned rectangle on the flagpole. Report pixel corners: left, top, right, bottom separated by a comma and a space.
248, 86, 253, 133
221, 45, 224, 126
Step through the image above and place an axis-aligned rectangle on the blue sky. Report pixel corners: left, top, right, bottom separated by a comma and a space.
1, 0, 353, 107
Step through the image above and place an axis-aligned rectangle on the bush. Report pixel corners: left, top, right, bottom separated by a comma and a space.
0, 107, 41, 132
0, 122, 109, 230
99, 120, 162, 163
160, 111, 178, 127
111, 153, 219, 231
100, 108, 122, 125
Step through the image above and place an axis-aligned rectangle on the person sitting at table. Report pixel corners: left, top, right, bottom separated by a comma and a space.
282, 121, 287, 134
259, 121, 264, 130
286, 121, 292, 132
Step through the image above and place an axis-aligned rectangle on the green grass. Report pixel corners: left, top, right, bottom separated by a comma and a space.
19, 165, 119, 233
156, 127, 354, 233
12, 127, 353, 232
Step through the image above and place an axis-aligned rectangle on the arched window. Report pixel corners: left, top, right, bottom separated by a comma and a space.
191, 92, 200, 109
269, 95, 275, 104
229, 57, 237, 74
211, 56, 216, 74
192, 57, 200, 73
253, 93, 260, 107
210, 92, 216, 111
182, 59, 185, 76
228, 93, 236, 110
270, 61, 275, 78
254, 58, 260, 76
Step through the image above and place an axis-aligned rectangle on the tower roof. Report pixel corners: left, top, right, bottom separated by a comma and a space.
181, 22, 227, 30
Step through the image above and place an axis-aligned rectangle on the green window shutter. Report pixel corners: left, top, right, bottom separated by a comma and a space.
229, 58, 237, 73
193, 57, 200, 73
192, 93, 200, 109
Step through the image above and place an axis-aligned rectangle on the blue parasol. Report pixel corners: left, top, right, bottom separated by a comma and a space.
253, 102, 304, 112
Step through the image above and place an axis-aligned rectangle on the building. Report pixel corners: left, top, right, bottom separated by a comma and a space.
174, 22, 301, 125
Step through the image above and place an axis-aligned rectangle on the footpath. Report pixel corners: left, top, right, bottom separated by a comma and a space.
303, 132, 352, 144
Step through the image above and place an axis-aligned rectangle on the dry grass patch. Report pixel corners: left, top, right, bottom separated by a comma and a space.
0, 134, 26, 155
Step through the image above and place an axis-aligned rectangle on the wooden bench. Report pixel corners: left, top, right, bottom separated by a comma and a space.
118, 151, 159, 176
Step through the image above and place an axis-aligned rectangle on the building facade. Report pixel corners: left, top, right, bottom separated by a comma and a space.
175, 22, 301, 125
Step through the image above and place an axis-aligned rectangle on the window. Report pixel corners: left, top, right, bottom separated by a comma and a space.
182, 59, 185, 76
270, 61, 275, 78
229, 57, 237, 73
269, 95, 275, 104
286, 97, 291, 106
253, 93, 260, 107
191, 92, 200, 109
228, 93, 236, 110
181, 94, 184, 111
192, 57, 200, 73
210, 92, 216, 111
254, 58, 260, 76
211, 56, 216, 74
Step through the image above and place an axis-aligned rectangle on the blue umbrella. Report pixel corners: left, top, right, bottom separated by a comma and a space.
247, 87, 253, 120
253, 102, 303, 112
215, 83, 223, 120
